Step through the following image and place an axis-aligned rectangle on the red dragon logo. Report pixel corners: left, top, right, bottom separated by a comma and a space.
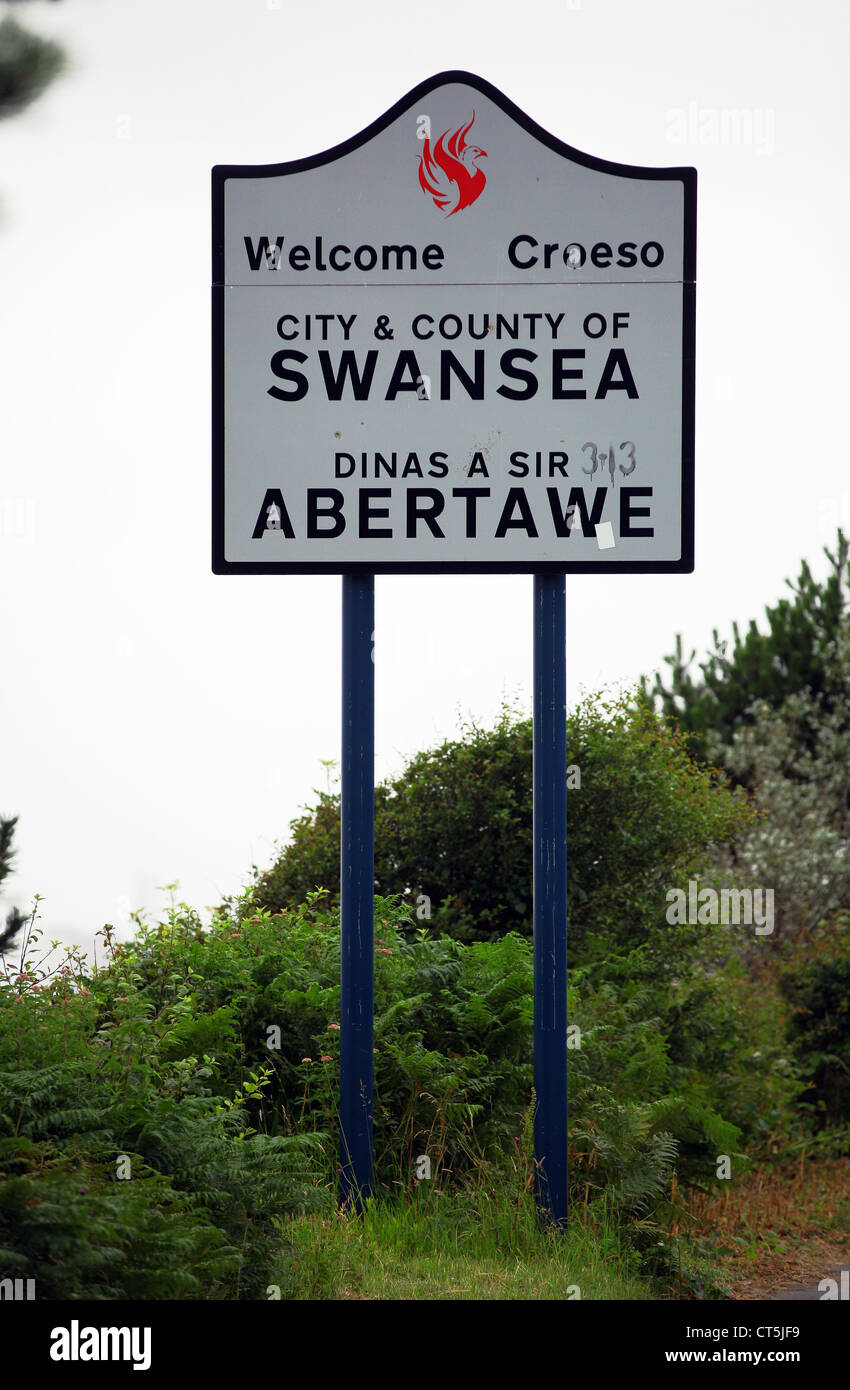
418, 113, 487, 216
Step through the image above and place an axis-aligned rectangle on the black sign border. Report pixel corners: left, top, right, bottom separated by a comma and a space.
212, 69, 696, 575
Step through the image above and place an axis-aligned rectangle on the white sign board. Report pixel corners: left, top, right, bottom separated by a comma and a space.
212, 71, 695, 573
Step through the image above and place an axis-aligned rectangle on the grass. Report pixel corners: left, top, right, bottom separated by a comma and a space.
681, 1155, 850, 1243
273, 1153, 850, 1301
277, 1183, 653, 1300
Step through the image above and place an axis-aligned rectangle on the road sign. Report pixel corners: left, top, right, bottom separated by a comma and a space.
212, 70, 696, 1226
212, 71, 695, 574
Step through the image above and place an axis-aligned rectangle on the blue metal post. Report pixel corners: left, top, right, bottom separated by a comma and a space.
533, 572, 568, 1227
339, 572, 375, 1213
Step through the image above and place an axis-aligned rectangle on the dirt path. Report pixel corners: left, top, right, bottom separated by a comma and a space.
727, 1235, 849, 1301
680, 1158, 850, 1301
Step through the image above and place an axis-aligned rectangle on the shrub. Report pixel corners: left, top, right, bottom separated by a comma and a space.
779, 935, 850, 1126
73, 898, 789, 1205
248, 695, 753, 960
0, 884, 801, 1295
0, 909, 330, 1300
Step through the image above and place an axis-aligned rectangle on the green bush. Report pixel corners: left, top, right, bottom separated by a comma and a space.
97, 895, 754, 1195
85, 902, 801, 1191
0, 912, 330, 1300
249, 695, 753, 959
779, 937, 850, 1126
0, 878, 808, 1297
0, 1061, 326, 1299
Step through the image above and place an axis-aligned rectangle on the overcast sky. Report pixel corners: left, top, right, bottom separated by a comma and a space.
1, 0, 848, 959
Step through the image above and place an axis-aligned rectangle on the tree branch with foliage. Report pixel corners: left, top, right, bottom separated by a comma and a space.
0, 9, 65, 121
